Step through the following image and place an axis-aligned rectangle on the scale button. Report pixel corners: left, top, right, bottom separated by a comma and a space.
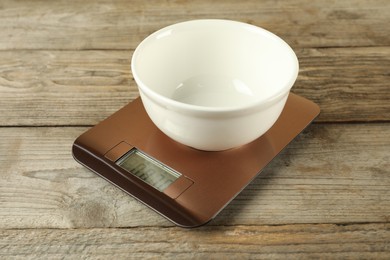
164, 176, 194, 199
105, 142, 133, 162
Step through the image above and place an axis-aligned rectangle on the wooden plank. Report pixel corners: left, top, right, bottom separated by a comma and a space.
0, 224, 389, 258
0, 0, 389, 50
0, 48, 389, 126
0, 124, 388, 228
0, 50, 138, 126
295, 47, 390, 122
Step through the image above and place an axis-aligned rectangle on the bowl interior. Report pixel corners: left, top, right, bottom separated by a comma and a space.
132, 20, 298, 109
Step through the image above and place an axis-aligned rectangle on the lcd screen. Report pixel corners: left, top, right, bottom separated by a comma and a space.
116, 148, 181, 191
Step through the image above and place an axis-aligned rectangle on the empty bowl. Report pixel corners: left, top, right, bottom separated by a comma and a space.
131, 19, 299, 151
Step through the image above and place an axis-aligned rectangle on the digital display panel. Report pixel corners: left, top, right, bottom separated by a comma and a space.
116, 148, 181, 191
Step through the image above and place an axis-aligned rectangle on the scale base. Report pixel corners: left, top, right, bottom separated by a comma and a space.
73, 93, 320, 228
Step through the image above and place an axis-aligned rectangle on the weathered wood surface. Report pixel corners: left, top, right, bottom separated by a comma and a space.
1, 224, 389, 259
0, 0, 389, 50
1, 0, 389, 258
0, 47, 389, 126
1, 124, 388, 229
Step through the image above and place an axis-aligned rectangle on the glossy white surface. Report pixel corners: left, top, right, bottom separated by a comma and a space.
132, 19, 299, 151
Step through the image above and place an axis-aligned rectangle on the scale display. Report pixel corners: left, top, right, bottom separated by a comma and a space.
72, 94, 320, 228
116, 148, 180, 192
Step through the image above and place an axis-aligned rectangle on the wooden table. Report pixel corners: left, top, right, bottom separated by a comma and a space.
1, 0, 389, 258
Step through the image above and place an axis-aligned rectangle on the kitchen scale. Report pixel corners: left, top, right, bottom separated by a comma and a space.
72, 93, 320, 228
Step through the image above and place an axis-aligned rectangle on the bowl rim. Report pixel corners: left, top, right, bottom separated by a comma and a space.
131, 19, 299, 114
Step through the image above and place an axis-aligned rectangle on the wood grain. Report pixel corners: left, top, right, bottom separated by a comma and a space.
0, 0, 389, 50
1, 124, 388, 229
0, 50, 137, 126
295, 47, 390, 122
0, 48, 389, 126
0, 0, 389, 257
1, 224, 389, 259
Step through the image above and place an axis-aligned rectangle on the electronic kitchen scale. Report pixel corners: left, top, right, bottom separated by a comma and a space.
72, 93, 320, 228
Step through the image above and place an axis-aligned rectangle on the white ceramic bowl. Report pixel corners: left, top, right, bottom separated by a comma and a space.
131, 19, 299, 151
